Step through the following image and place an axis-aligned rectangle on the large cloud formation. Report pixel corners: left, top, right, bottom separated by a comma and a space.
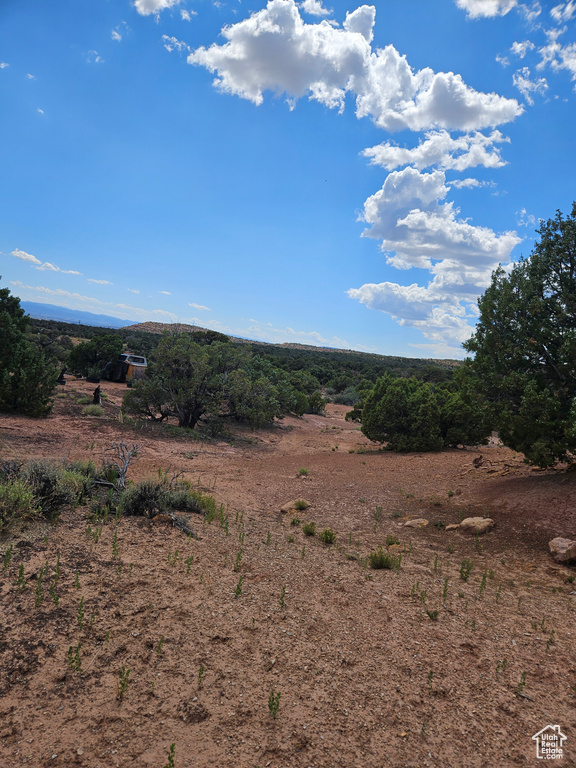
186, 1, 523, 356
188, 1, 521, 132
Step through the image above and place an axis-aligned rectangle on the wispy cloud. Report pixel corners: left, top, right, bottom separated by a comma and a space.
188, 302, 211, 311
11, 248, 82, 275
26, 73, 36, 80
11, 249, 41, 265
0, 62, 9, 69
162, 35, 191, 54
87, 51, 104, 64
513, 66, 548, 103
87, 279, 113, 285
159, 290, 172, 295
11, 281, 180, 323
127, 288, 140, 294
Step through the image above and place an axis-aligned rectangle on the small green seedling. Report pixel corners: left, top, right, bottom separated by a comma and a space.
320, 528, 336, 546
268, 689, 281, 718
186, 556, 193, 574
2, 545, 14, 572
35, 570, 43, 607
74, 571, 80, 589
17, 563, 27, 591
442, 577, 449, 602
302, 522, 316, 537
460, 559, 473, 582
279, 585, 286, 608
234, 576, 244, 598
427, 670, 434, 690
67, 641, 82, 673
157, 635, 165, 655
77, 597, 85, 629
117, 665, 131, 700
479, 569, 487, 595
516, 671, 526, 695
163, 743, 176, 768
234, 550, 243, 573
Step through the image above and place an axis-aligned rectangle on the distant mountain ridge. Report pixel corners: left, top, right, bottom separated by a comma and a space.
22, 302, 136, 329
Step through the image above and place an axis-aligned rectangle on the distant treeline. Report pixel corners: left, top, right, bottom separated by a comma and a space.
28, 317, 458, 396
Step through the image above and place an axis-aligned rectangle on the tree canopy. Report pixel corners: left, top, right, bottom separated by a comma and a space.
0, 279, 58, 417
464, 203, 576, 467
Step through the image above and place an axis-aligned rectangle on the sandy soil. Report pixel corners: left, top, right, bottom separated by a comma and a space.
1, 377, 576, 768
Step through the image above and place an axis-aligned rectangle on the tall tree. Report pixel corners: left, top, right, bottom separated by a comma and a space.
464, 203, 576, 466
0, 280, 58, 417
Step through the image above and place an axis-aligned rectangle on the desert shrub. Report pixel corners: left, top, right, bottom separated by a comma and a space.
386, 534, 400, 547
0, 479, 38, 531
332, 387, 360, 406
66, 459, 97, 478
294, 498, 309, 510
302, 521, 316, 537
368, 546, 396, 569
120, 477, 215, 519
305, 392, 327, 415
0, 460, 23, 482
82, 404, 104, 417
290, 517, 301, 526
19, 460, 80, 521
320, 528, 336, 545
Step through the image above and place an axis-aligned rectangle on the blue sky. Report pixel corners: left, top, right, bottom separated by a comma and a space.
1, 0, 575, 358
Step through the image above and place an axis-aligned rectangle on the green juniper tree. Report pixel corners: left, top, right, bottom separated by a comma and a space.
0, 279, 58, 417
464, 203, 576, 467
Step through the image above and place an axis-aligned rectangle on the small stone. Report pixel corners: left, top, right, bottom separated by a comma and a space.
404, 518, 428, 528
446, 524, 460, 531
549, 537, 576, 564
459, 517, 495, 535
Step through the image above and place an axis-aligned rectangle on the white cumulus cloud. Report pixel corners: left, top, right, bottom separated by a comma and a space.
347, 167, 520, 348
362, 129, 509, 171
300, 0, 332, 17
188, 1, 522, 132
455, 0, 517, 17
511, 40, 535, 58
0, 62, 9, 69
133, 0, 181, 16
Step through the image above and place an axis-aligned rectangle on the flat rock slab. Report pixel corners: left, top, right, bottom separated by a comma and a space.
403, 518, 429, 528
459, 517, 495, 535
549, 537, 576, 564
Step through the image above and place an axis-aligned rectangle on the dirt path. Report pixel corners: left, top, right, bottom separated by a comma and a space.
1, 379, 576, 767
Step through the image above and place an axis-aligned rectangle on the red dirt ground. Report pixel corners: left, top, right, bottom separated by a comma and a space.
1, 377, 576, 768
